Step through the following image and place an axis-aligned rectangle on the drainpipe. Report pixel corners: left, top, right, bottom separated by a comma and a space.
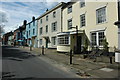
117, 0, 120, 50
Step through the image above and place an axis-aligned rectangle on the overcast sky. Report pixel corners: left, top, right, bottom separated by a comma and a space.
0, 0, 70, 34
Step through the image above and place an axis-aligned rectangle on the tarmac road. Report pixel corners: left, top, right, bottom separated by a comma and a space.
2, 46, 79, 79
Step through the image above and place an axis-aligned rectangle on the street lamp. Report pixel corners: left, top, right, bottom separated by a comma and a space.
71, 25, 78, 54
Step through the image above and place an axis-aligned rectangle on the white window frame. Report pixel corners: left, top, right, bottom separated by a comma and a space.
96, 7, 106, 24
40, 39, 42, 45
68, 6, 72, 14
80, 0, 85, 8
51, 22, 57, 32
33, 28, 35, 35
40, 19, 42, 24
68, 19, 72, 30
40, 27, 43, 35
46, 15, 48, 21
58, 35, 70, 45
91, 31, 105, 47
46, 25, 48, 33
80, 14, 86, 27
53, 11, 56, 18
51, 36, 56, 45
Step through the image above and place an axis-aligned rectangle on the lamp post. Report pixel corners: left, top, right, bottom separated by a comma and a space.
71, 26, 78, 54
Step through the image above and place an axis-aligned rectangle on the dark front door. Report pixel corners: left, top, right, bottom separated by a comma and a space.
46, 39, 48, 48
77, 36, 82, 53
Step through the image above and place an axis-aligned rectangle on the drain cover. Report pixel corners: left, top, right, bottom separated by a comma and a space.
100, 68, 113, 72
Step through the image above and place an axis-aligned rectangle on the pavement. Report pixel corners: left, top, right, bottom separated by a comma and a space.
2, 46, 80, 79
20, 46, 120, 78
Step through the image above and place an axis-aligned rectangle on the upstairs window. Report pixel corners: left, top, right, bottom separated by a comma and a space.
40, 27, 43, 35
80, 0, 85, 8
68, 19, 72, 30
29, 30, 30, 36
40, 19, 42, 24
51, 22, 57, 32
40, 39, 42, 45
46, 15, 48, 21
96, 7, 106, 24
80, 14, 86, 27
29, 23, 30, 28
46, 25, 48, 33
27, 31, 28, 38
53, 11, 56, 18
68, 6, 72, 14
33, 29, 35, 35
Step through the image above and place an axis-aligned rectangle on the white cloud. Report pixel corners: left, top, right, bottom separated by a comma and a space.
1, 2, 58, 33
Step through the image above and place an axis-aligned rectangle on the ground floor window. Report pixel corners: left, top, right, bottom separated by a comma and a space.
91, 31, 105, 46
40, 39, 42, 45
58, 35, 69, 45
51, 37, 56, 45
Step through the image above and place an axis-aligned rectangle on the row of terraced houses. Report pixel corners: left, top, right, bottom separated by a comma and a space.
2, 0, 120, 53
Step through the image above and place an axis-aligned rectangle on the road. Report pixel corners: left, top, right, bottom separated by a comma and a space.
2, 46, 79, 79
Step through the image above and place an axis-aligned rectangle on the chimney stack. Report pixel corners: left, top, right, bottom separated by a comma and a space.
23, 20, 27, 26
32, 16, 35, 21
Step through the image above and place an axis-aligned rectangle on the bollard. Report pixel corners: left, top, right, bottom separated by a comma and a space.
109, 53, 113, 64
110, 56, 112, 64
70, 49, 72, 64
42, 46, 44, 55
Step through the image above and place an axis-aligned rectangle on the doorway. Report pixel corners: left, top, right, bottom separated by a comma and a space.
46, 39, 48, 48
77, 36, 82, 53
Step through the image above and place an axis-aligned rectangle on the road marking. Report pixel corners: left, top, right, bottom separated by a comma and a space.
100, 68, 113, 72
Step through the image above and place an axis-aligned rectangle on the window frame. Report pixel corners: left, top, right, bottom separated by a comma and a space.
68, 19, 72, 30
40, 19, 42, 24
40, 39, 42, 45
40, 27, 43, 35
51, 36, 56, 45
68, 6, 72, 14
53, 11, 56, 18
46, 15, 48, 21
80, 14, 86, 27
91, 31, 105, 46
96, 7, 106, 24
80, 0, 85, 8
33, 28, 35, 35
58, 35, 70, 45
51, 21, 57, 32
46, 25, 48, 33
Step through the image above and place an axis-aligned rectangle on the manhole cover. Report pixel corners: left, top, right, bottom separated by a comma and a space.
100, 68, 113, 72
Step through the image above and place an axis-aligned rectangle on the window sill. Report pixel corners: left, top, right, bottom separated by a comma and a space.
80, 26, 86, 28
58, 44, 70, 46
68, 12, 72, 14
96, 21, 108, 25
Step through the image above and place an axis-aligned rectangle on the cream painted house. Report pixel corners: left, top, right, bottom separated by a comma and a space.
57, 1, 118, 53
37, 2, 65, 48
